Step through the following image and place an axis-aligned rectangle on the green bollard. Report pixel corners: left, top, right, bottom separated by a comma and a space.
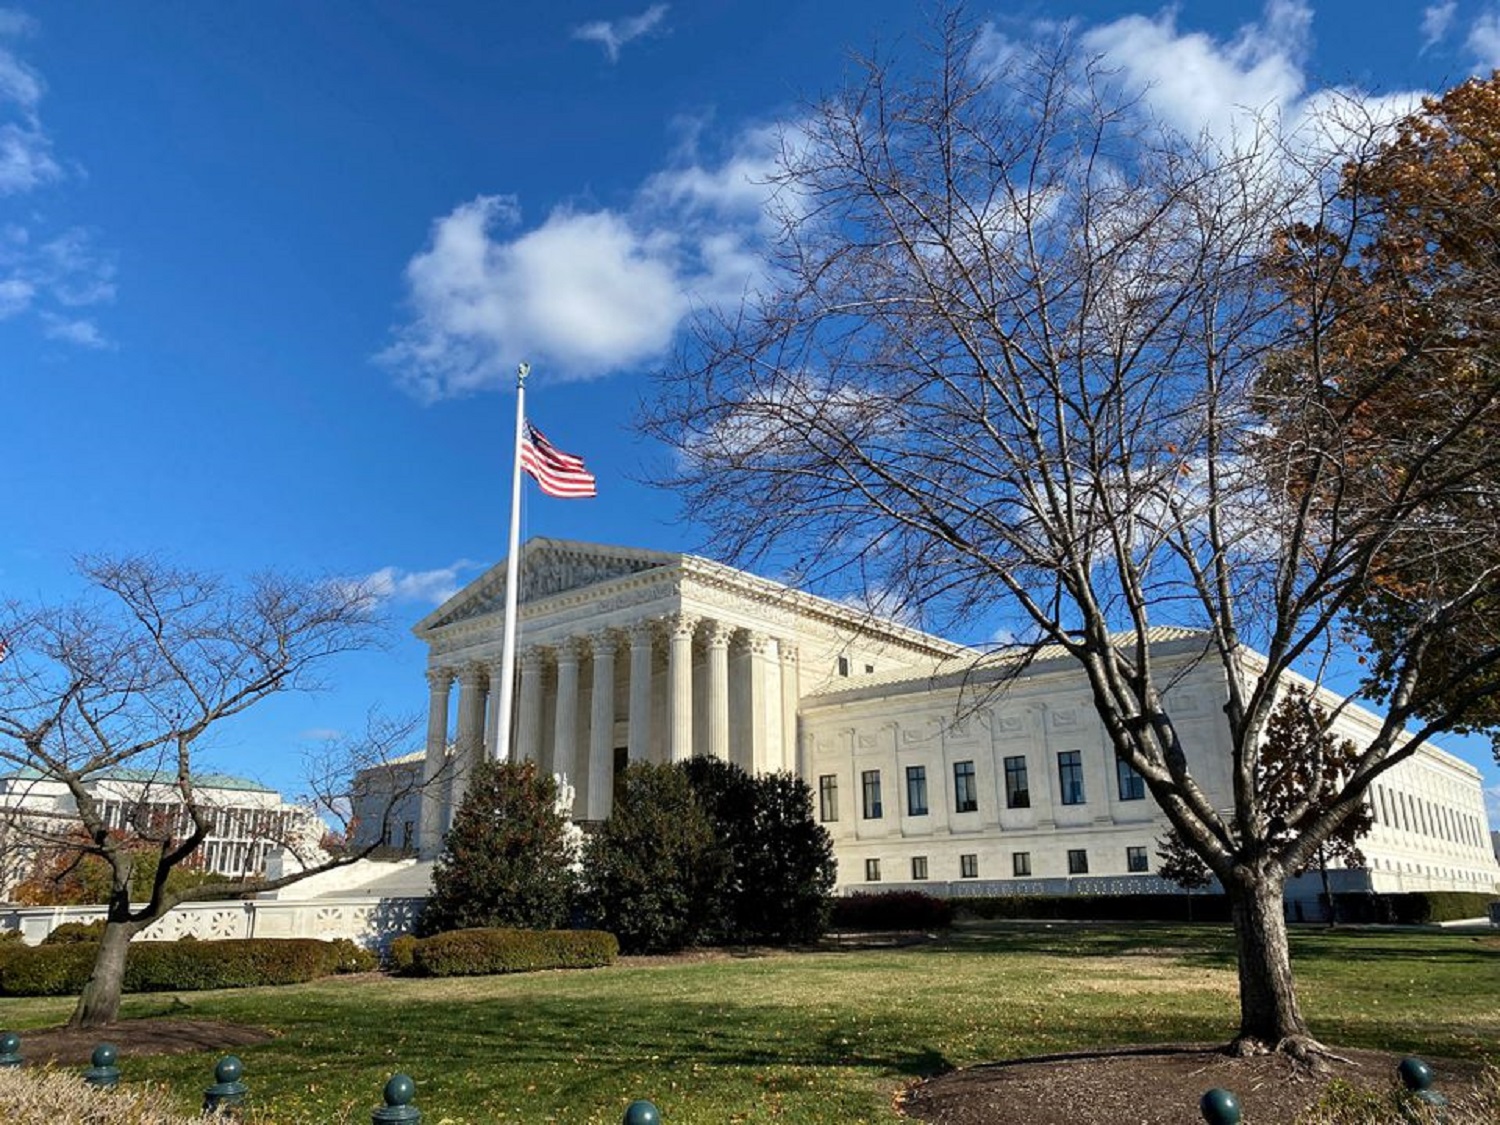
1398, 1056, 1448, 1120
622, 1100, 661, 1125
373, 1073, 421, 1124
83, 1042, 119, 1088
203, 1055, 248, 1115
1200, 1087, 1242, 1125
0, 1032, 20, 1068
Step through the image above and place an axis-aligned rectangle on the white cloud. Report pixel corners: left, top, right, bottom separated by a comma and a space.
1422, 1, 1457, 49
381, 124, 787, 400
1080, 0, 1312, 148
39, 312, 106, 348
0, 274, 29, 316
360, 561, 482, 606
1468, 11, 1500, 69
573, 3, 669, 63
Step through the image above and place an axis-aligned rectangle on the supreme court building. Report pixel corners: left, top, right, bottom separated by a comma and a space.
401, 538, 1500, 900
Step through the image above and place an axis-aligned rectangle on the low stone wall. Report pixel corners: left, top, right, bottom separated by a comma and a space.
0, 896, 426, 951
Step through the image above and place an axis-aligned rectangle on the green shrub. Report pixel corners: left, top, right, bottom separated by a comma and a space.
402, 927, 618, 977
387, 934, 418, 973
583, 762, 722, 953
329, 937, 378, 973
0, 937, 371, 996
1328, 891, 1497, 925
0, 928, 23, 944
831, 891, 953, 931
420, 759, 579, 937
0, 943, 97, 996
40, 920, 106, 945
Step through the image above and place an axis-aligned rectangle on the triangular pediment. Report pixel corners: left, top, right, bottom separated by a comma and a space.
415, 539, 679, 635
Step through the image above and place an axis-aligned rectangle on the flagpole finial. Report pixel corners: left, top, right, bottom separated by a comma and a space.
517, 361, 530, 386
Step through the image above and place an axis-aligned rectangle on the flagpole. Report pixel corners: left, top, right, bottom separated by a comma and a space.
494, 361, 528, 763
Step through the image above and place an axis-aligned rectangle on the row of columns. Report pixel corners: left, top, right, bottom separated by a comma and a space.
418, 614, 801, 855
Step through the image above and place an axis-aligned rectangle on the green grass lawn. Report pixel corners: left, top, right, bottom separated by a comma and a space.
1, 923, 1495, 1124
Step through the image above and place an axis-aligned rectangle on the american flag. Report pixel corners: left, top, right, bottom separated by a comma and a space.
520, 422, 597, 499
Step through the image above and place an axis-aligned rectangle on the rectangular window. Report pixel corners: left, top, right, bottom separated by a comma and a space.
862, 770, 883, 819
960, 853, 979, 878
1116, 758, 1146, 801
837, 655, 850, 676
1127, 846, 1149, 872
819, 775, 839, 822
954, 760, 979, 813
906, 765, 929, 817
1067, 848, 1089, 874
1004, 755, 1030, 809
912, 856, 928, 881
1012, 851, 1031, 877
865, 858, 881, 882
1058, 751, 1086, 805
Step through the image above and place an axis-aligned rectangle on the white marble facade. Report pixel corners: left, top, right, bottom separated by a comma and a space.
409, 539, 1500, 899
412, 539, 966, 857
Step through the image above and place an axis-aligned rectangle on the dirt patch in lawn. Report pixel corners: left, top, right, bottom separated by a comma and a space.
902, 1045, 1490, 1125
10, 1019, 275, 1067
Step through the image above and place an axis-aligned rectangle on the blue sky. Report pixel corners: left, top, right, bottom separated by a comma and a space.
3, 0, 1499, 817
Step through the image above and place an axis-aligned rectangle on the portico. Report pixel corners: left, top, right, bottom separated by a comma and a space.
413, 539, 960, 856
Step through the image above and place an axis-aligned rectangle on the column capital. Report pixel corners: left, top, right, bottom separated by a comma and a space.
702, 619, 735, 648
555, 636, 584, 664
629, 619, 656, 645
519, 645, 549, 670
779, 641, 800, 664
665, 612, 700, 640
588, 628, 619, 658
425, 667, 455, 693
741, 630, 774, 656
458, 661, 488, 687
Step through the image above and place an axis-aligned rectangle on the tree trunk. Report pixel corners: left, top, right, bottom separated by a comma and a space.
1226, 864, 1313, 1055
68, 919, 134, 1029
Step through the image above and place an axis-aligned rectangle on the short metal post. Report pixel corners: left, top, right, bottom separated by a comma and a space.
203, 1055, 248, 1115
1398, 1057, 1447, 1120
623, 1099, 661, 1125
0, 1032, 20, 1068
83, 1042, 119, 1088
1200, 1087, 1242, 1125
373, 1074, 421, 1124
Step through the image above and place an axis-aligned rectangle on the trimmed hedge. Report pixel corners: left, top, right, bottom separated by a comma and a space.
398, 927, 618, 977
40, 920, 106, 945
1329, 891, 1498, 925
830, 891, 954, 931
0, 937, 375, 997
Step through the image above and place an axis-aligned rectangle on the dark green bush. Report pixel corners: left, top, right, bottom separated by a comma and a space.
401, 927, 618, 977
1327, 891, 1498, 925
830, 891, 953, 931
420, 759, 578, 937
0, 937, 373, 996
41, 920, 107, 945
0, 928, 24, 944
387, 934, 418, 973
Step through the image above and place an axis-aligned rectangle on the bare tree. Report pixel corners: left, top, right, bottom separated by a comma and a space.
645, 16, 1500, 1057
0, 556, 425, 1028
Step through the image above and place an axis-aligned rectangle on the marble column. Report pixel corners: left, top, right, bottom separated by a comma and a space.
780, 643, 801, 777
704, 621, 732, 760
553, 638, 583, 802
667, 613, 698, 762
745, 631, 780, 773
447, 663, 488, 821
588, 630, 617, 820
517, 646, 546, 763
627, 621, 654, 763
484, 659, 505, 761
418, 668, 453, 858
